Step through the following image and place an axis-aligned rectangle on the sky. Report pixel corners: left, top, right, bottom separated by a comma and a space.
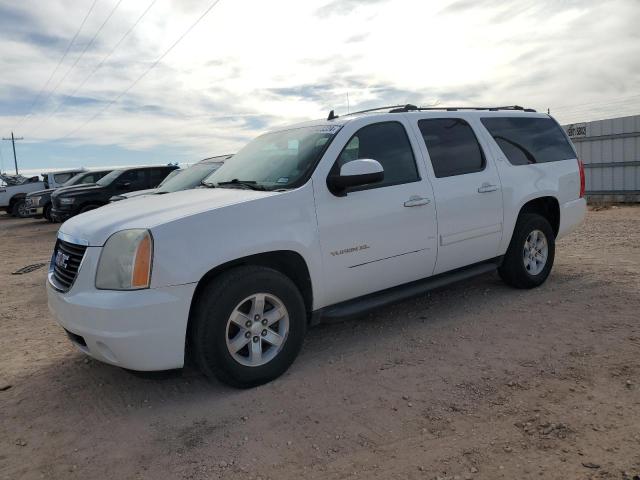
0, 0, 639, 174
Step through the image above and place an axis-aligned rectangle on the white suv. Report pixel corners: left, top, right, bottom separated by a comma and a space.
47, 105, 586, 387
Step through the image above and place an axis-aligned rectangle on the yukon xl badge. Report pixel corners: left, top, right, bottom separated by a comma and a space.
55, 251, 69, 269
330, 244, 370, 257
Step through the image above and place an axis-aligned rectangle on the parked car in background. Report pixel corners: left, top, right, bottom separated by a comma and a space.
47, 105, 586, 388
109, 155, 231, 202
1, 169, 85, 217
25, 170, 112, 221
50, 165, 178, 221
108, 168, 182, 202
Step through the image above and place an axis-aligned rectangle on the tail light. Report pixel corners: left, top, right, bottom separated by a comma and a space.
578, 159, 585, 198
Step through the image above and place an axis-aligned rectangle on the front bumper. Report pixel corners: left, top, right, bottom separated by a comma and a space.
51, 206, 73, 221
26, 206, 44, 217
47, 246, 197, 371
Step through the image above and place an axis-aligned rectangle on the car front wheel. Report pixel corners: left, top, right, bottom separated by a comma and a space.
190, 266, 307, 388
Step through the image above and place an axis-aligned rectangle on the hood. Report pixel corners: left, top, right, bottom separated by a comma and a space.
59, 187, 275, 246
119, 188, 157, 199
53, 183, 105, 198
27, 188, 55, 197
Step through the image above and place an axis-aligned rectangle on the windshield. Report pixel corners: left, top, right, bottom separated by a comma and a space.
96, 169, 124, 186
63, 172, 89, 187
157, 169, 180, 187
158, 163, 223, 193
203, 125, 341, 190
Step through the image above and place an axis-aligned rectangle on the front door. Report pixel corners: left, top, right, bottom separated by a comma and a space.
313, 119, 438, 307
412, 116, 503, 274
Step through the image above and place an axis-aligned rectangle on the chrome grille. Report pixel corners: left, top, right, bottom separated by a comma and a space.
51, 240, 87, 292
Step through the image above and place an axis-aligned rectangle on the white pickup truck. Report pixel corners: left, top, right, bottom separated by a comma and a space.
1, 169, 84, 217
47, 105, 586, 387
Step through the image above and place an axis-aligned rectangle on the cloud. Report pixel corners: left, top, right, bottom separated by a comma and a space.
0, 0, 639, 172
315, 0, 388, 18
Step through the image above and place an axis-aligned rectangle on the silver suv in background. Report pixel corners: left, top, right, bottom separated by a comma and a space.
109, 155, 231, 202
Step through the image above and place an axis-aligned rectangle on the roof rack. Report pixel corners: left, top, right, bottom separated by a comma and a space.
327, 104, 536, 120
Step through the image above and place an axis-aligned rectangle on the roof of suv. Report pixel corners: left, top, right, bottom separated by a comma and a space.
277, 105, 550, 132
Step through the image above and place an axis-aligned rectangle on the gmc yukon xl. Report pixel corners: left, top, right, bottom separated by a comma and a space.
47, 105, 586, 388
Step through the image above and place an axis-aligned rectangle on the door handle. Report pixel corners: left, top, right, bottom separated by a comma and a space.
477, 183, 498, 193
404, 195, 431, 207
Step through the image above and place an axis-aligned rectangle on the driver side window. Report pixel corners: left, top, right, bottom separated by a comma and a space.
119, 169, 147, 188
333, 121, 420, 189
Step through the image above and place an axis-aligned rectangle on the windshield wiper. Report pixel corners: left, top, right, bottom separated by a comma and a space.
201, 180, 217, 188
494, 135, 537, 164
215, 179, 267, 191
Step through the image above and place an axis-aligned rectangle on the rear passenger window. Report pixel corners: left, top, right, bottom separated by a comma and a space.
481, 117, 575, 165
334, 122, 419, 189
418, 119, 485, 178
54, 172, 75, 184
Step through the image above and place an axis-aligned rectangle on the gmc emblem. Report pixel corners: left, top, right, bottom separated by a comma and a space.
55, 251, 69, 269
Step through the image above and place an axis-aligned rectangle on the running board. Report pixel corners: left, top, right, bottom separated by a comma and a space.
311, 257, 502, 324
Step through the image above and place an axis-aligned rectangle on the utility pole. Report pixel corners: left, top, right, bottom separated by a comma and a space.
2, 132, 24, 175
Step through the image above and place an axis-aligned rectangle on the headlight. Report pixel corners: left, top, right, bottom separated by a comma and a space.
95, 229, 153, 290
59, 197, 75, 205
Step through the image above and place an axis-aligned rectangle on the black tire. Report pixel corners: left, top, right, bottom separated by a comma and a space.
79, 204, 100, 214
190, 266, 307, 388
11, 199, 28, 218
43, 204, 53, 222
498, 213, 555, 289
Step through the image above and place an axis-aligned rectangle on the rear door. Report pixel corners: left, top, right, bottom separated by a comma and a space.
412, 117, 503, 274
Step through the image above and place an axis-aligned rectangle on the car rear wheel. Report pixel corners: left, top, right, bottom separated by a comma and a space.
190, 266, 307, 388
498, 213, 555, 289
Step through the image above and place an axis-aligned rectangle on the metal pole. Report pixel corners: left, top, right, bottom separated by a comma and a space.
2, 132, 23, 175
11, 132, 18, 175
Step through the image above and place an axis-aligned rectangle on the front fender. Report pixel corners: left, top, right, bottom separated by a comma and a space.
149, 183, 324, 310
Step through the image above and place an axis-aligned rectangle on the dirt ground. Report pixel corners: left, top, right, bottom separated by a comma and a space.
1, 206, 639, 480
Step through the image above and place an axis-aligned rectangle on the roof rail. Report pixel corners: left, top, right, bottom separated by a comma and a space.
327, 104, 536, 119
404, 105, 537, 112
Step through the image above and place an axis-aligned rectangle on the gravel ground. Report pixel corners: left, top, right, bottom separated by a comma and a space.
1, 206, 639, 480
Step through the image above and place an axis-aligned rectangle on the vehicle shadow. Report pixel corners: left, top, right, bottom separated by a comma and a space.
6, 272, 512, 410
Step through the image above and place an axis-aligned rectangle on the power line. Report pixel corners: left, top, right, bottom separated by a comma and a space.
14, 0, 99, 131
23, 0, 124, 133
27, 0, 158, 136
55, 0, 225, 142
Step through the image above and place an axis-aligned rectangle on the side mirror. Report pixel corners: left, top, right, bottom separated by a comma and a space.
327, 159, 384, 196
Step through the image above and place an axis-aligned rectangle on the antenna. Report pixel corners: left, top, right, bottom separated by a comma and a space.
347, 92, 350, 114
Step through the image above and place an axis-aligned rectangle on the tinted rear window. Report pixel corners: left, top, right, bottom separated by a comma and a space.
481, 117, 575, 165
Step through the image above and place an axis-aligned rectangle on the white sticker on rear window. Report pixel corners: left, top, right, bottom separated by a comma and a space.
313, 125, 342, 134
